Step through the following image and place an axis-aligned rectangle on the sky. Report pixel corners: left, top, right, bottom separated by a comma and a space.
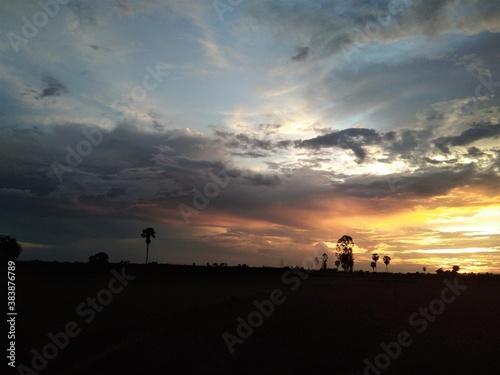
0, 0, 499, 273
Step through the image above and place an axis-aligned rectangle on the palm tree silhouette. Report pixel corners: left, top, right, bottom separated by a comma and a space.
141, 227, 156, 264
383, 256, 391, 273
370, 261, 376, 272
372, 253, 379, 272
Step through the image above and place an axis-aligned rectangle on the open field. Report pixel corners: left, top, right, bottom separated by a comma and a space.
7, 262, 500, 374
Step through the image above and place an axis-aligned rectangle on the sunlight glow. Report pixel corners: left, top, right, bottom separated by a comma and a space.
406, 248, 498, 254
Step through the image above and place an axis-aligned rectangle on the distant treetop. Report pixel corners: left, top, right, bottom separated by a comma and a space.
88, 252, 109, 265
0, 235, 22, 261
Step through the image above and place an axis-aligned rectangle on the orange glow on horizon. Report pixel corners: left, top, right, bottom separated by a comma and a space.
140, 186, 499, 273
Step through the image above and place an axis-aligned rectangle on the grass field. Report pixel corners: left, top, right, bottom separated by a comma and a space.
8, 262, 500, 374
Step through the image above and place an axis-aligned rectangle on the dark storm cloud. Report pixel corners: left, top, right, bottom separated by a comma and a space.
3, 119, 495, 227
467, 146, 485, 157
276, 140, 292, 148
215, 131, 292, 156
80, 122, 230, 177
446, 123, 500, 145
423, 157, 445, 165
383, 128, 434, 163
39, 74, 68, 98
78, 125, 233, 198
106, 187, 126, 198
434, 123, 500, 153
295, 128, 382, 163
383, 131, 397, 141
0, 120, 235, 206
234, 133, 272, 150
0, 126, 61, 196
243, 173, 281, 187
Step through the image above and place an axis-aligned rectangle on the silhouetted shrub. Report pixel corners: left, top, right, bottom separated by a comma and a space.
0, 235, 22, 261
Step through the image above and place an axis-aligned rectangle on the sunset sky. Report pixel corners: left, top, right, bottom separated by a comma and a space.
1, 0, 499, 273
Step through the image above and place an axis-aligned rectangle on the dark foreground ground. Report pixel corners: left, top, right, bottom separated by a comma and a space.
4, 262, 500, 375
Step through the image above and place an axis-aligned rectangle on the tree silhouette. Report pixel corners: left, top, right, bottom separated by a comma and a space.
336, 235, 354, 272
0, 235, 22, 261
141, 227, 156, 264
452, 265, 460, 273
321, 253, 328, 270
88, 252, 109, 265
422, 266, 427, 273
372, 253, 379, 272
383, 256, 391, 273
370, 261, 376, 272
334, 260, 340, 270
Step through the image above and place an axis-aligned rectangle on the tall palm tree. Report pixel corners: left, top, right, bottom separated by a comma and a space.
141, 227, 156, 264
383, 255, 391, 273
372, 253, 379, 271
370, 261, 376, 272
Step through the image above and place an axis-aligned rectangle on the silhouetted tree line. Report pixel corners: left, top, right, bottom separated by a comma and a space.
437, 265, 460, 274
207, 262, 233, 267
88, 252, 109, 265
